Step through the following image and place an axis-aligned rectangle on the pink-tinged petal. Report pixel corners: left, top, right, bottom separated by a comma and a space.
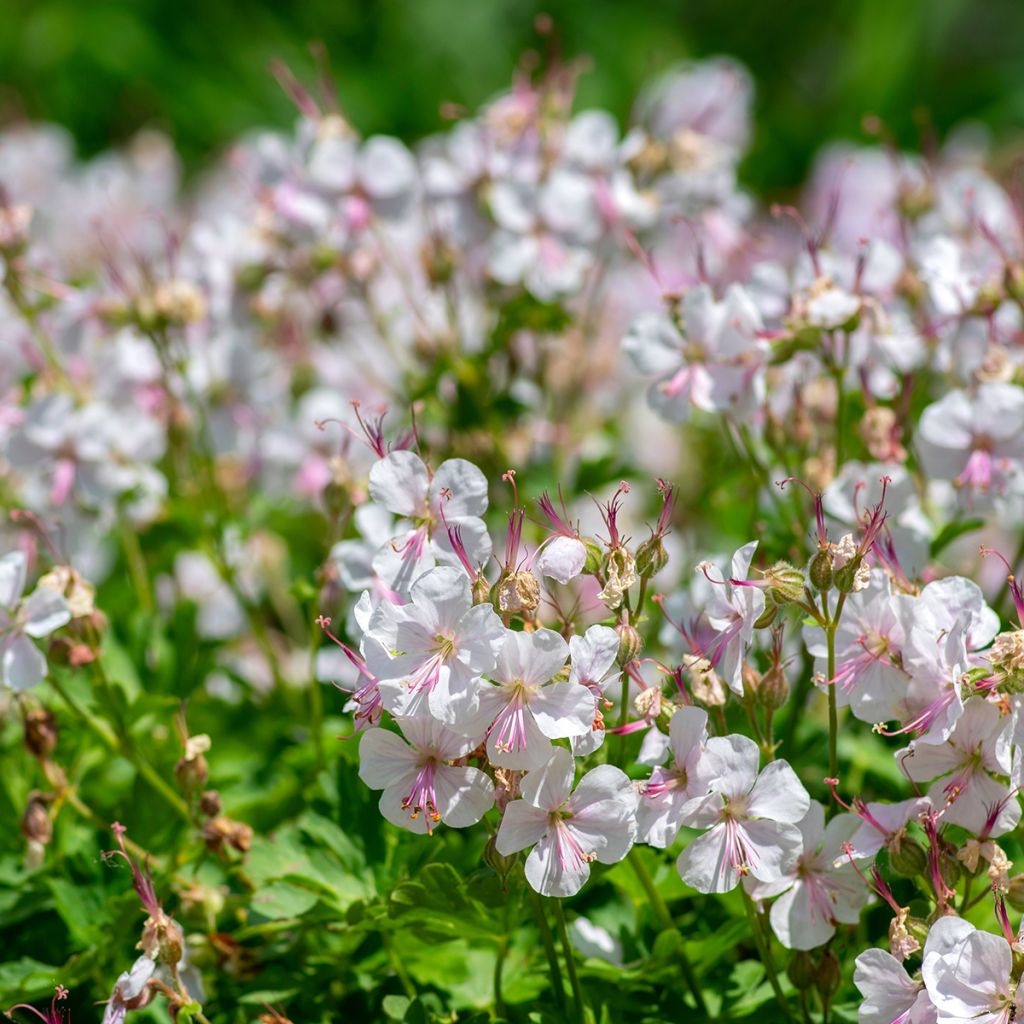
3, 634, 47, 691
368, 450, 429, 518
486, 703, 553, 771
693, 733, 760, 801
537, 536, 586, 585
494, 628, 568, 687
410, 566, 472, 631
0, 550, 27, 608
531, 682, 594, 739
525, 832, 591, 898
358, 728, 419, 790
622, 312, 683, 377
926, 930, 1012, 1019
520, 747, 575, 810
495, 799, 549, 855
742, 820, 804, 884
435, 765, 494, 827
429, 458, 489, 518
853, 948, 921, 1024
746, 760, 810, 823
668, 706, 708, 768
676, 822, 738, 893
768, 882, 836, 951
21, 587, 71, 637
455, 604, 506, 672
569, 625, 619, 687
378, 786, 431, 834
729, 540, 759, 582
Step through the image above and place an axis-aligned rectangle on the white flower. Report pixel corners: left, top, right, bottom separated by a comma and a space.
536, 535, 587, 585
364, 566, 504, 725
699, 541, 766, 695
367, 450, 492, 595
473, 627, 593, 770
0, 550, 71, 691
746, 801, 867, 950
622, 284, 766, 424
853, 947, 935, 1024
921, 916, 1018, 1024
495, 747, 637, 897
358, 716, 494, 835
636, 706, 710, 847
568, 624, 621, 756
899, 697, 1019, 837
676, 734, 809, 893
917, 384, 1024, 497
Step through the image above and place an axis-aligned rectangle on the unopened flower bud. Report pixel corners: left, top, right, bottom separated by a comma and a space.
753, 601, 778, 629
1006, 874, 1024, 912
615, 622, 643, 666
472, 575, 491, 606
808, 549, 833, 592
582, 538, 604, 575
938, 846, 962, 889
23, 708, 58, 759
757, 664, 790, 711
833, 553, 866, 594
494, 571, 540, 615
815, 949, 841, 1000
483, 835, 518, 887
635, 534, 669, 578
21, 791, 53, 847
199, 790, 222, 817
786, 950, 816, 991
889, 838, 928, 878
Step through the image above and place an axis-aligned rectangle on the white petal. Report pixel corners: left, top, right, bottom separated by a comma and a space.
22, 587, 72, 637
435, 765, 494, 827
531, 682, 594, 739
525, 832, 590, 897
495, 628, 568, 687
358, 727, 418, 790
3, 634, 47, 691
537, 536, 586, 585
368, 450, 429, 517
746, 760, 810, 824
0, 550, 27, 608
520, 747, 575, 810
676, 823, 738, 893
430, 459, 489, 518
495, 799, 549, 855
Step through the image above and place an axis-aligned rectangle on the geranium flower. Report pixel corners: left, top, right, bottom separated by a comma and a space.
495, 747, 637, 897
358, 716, 494, 834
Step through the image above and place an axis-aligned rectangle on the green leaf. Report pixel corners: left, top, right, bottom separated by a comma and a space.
930, 518, 984, 558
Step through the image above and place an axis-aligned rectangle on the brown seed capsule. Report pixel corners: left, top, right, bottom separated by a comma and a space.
21, 791, 53, 846
23, 708, 58, 759
199, 790, 223, 817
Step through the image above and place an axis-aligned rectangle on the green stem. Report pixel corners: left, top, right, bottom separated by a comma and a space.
119, 519, 154, 614
493, 935, 508, 1020
49, 673, 191, 823
551, 898, 586, 1024
627, 849, 709, 1016
741, 888, 792, 1021
529, 889, 566, 1015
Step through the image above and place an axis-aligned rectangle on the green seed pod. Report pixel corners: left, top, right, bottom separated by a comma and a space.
833, 554, 864, 593
615, 621, 643, 667
766, 561, 806, 604
1005, 874, 1024, 912
786, 950, 816, 991
753, 601, 778, 630
815, 949, 841, 1000
757, 664, 790, 711
483, 835, 518, 886
888, 838, 928, 878
808, 549, 833, 592
582, 538, 604, 575
635, 534, 669, 579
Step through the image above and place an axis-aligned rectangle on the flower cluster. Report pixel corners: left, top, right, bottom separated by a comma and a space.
6, 41, 1024, 1024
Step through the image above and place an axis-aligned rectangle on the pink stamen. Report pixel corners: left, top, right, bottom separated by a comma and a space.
402, 759, 442, 834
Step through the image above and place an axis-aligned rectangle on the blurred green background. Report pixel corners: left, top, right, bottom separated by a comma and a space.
1, 0, 1023, 194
